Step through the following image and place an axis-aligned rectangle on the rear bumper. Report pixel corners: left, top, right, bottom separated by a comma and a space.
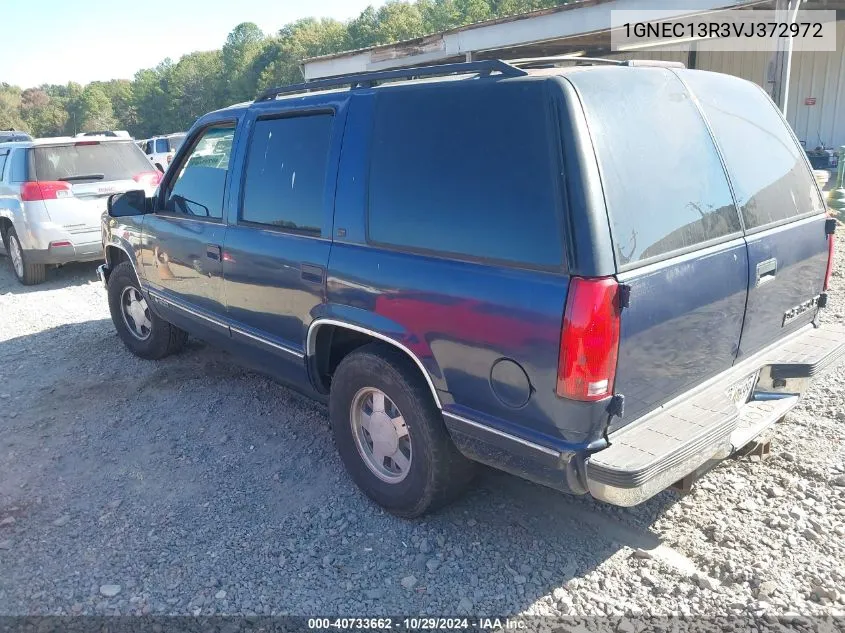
24, 241, 102, 265
585, 322, 845, 506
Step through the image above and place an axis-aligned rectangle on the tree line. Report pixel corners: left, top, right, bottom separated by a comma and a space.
0, 0, 566, 139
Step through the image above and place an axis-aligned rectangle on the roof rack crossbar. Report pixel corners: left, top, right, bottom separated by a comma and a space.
508, 56, 625, 68
508, 56, 686, 70
255, 60, 527, 101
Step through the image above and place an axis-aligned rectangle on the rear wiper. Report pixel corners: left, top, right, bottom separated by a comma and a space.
58, 173, 105, 181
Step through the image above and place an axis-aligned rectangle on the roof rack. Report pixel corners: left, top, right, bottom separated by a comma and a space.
508, 55, 625, 68
256, 60, 526, 101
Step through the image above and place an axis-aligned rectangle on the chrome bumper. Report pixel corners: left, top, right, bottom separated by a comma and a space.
586, 322, 845, 507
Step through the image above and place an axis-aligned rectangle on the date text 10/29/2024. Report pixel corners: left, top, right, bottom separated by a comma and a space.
307, 617, 527, 631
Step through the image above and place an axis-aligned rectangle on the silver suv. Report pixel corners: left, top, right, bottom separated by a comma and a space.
0, 137, 160, 284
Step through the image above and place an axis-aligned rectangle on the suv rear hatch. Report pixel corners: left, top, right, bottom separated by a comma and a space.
567, 67, 832, 428
677, 70, 831, 359
28, 140, 159, 242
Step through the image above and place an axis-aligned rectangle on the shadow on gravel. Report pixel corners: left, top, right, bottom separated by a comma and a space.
0, 317, 682, 616
0, 253, 101, 294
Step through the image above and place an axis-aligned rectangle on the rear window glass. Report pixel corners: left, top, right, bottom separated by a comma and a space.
367, 81, 563, 268
154, 139, 169, 153
33, 142, 152, 183
679, 70, 825, 230
571, 68, 741, 267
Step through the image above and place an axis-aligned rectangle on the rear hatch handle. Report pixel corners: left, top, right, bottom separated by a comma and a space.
756, 258, 777, 287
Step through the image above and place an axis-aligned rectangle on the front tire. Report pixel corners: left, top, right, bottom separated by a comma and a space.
107, 261, 186, 359
329, 343, 476, 517
5, 226, 46, 285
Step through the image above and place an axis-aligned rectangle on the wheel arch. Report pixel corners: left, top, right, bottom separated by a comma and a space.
306, 319, 443, 410
0, 216, 12, 248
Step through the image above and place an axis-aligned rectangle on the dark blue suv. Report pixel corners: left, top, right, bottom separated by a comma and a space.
99, 59, 844, 517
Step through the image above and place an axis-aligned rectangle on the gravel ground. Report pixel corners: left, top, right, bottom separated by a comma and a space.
0, 228, 843, 619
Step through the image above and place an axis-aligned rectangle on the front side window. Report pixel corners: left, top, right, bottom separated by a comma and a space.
168, 135, 186, 152
164, 125, 235, 220
0, 151, 8, 181
240, 114, 333, 235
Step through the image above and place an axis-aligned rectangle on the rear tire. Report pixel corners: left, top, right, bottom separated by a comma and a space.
329, 343, 476, 517
5, 226, 46, 285
107, 261, 186, 359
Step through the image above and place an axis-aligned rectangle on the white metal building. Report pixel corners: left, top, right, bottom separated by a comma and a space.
301, 0, 845, 149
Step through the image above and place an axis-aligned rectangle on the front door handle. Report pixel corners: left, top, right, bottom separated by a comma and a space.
756, 258, 777, 286
206, 244, 221, 261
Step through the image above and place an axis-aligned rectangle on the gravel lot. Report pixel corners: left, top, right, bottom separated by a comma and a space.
0, 228, 843, 619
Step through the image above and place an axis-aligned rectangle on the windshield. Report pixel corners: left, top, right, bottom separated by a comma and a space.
33, 142, 152, 183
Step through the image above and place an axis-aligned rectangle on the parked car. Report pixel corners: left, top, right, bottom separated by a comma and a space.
0, 130, 33, 143
98, 59, 844, 517
141, 134, 186, 172
0, 137, 161, 284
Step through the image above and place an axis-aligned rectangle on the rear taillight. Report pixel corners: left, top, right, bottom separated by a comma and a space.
556, 277, 622, 401
824, 231, 835, 291
20, 181, 72, 201
133, 171, 162, 188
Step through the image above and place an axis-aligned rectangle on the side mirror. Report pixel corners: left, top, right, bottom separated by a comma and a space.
108, 190, 149, 217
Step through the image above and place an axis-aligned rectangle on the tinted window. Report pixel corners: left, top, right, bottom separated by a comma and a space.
165, 125, 235, 219
155, 139, 169, 153
144, 141, 153, 154
8, 149, 29, 183
680, 70, 825, 230
241, 114, 332, 235
571, 68, 740, 267
368, 81, 563, 268
33, 142, 151, 183
0, 151, 8, 180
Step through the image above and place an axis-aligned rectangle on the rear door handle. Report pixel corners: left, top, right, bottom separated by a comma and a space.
206, 244, 221, 261
301, 263, 324, 284
756, 258, 777, 286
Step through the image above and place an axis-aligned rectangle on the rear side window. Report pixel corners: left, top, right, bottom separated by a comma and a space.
0, 151, 8, 181
571, 68, 740, 267
240, 114, 333, 235
8, 149, 29, 183
368, 81, 564, 268
155, 139, 169, 153
33, 142, 152, 183
679, 70, 825, 230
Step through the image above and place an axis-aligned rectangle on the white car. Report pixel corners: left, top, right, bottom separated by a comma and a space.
141, 133, 186, 172
0, 136, 160, 284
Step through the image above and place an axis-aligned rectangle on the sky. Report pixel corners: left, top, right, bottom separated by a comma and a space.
0, 0, 384, 88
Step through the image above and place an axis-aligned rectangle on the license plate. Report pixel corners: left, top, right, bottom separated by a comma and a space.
726, 372, 759, 406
